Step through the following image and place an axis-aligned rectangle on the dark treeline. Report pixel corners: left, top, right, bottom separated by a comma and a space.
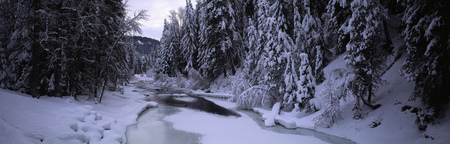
157, 0, 449, 128
129, 36, 160, 74
0, 0, 147, 103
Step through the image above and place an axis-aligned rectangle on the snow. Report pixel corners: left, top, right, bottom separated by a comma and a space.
0, 79, 157, 144
262, 102, 280, 126
164, 98, 328, 144
249, 53, 450, 144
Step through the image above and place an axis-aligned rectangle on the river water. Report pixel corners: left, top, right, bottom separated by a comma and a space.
126, 97, 354, 144
125, 104, 201, 144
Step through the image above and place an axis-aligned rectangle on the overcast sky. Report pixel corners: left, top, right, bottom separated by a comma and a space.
126, 0, 193, 40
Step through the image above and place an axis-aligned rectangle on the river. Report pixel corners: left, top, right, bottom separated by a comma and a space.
125, 95, 355, 144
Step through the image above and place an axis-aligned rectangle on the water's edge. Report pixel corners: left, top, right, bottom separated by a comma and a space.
125, 105, 201, 144
126, 96, 355, 144
240, 110, 356, 144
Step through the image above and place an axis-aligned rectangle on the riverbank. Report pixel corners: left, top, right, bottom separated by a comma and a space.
0, 79, 157, 144
162, 97, 332, 144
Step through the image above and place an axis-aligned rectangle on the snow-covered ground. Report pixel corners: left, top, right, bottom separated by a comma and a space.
0, 80, 157, 144
2, 54, 450, 144
163, 98, 328, 144
251, 53, 450, 144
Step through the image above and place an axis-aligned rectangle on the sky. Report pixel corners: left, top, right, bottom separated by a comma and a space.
126, 0, 193, 40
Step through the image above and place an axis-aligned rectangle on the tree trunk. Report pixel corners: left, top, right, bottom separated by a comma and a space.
368, 83, 372, 103
99, 76, 107, 104
362, 85, 381, 109
54, 0, 63, 98
383, 20, 393, 52
30, 0, 41, 99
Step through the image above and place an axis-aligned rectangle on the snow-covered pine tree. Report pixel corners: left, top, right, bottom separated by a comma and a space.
293, 0, 304, 53
199, 0, 239, 80
282, 52, 299, 109
158, 19, 174, 75
314, 74, 342, 128
168, 9, 185, 75
0, 0, 141, 101
5, 0, 45, 96
300, 1, 328, 84
263, 0, 294, 104
243, 18, 260, 83
254, 0, 270, 80
297, 53, 316, 112
344, 0, 389, 118
96, 0, 138, 103
323, 0, 352, 55
402, 0, 450, 116
182, 0, 199, 72
231, 0, 245, 68
0, 0, 17, 90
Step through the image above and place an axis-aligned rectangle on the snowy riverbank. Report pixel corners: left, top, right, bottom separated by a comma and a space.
0, 81, 157, 144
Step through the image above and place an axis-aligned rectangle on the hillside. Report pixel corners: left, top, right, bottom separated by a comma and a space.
128, 36, 160, 55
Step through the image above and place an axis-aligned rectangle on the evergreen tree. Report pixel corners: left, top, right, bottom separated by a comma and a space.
0, 0, 17, 90
402, 0, 450, 116
199, 0, 239, 80
323, 0, 352, 55
0, 0, 144, 102
263, 0, 294, 104
158, 19, 172, 75
300, 2, 328, 84
344, 0, 388, 118
243, 18, 260, 83
297, 53, 316, 112
181, 0, 199, 72
168, 9, 185, 74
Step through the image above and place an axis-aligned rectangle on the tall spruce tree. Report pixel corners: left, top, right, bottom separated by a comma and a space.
199, 0, 239, 80
182, 0, 199, 72
344, 0, 388, 118
323, 0, 352, 55
402, 0, 450, 116
264, 0, 294, 104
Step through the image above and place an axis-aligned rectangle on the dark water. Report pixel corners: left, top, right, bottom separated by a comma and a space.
127, 96, 355, 144
149, 96, 241, 117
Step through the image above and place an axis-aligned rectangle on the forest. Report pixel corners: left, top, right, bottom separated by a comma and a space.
1, 0, 449, 131
156, 0, 449, 128
0, 0, 148, 102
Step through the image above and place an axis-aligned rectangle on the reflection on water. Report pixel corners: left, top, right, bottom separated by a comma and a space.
126, 105, 201, 144
127, 96, 354, 144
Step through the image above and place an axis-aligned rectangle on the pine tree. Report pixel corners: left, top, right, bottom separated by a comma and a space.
297, 53, 316, 112
158, 19, 172, 75
0, 0, 143, 101
323, 0, 352, 55
402, 0, 450, 116
243, 18, 260, 83
263, 0, 294, 104
300, 2, 328, 84
181, 0, 199, 72
199, 0, 239, 80
0, 0, 16, 90
344, 0, 388, 118
168, 10, 184, 75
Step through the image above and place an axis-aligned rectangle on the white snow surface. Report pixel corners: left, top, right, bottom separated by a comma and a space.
0, 80, 157, 144
163, 98, 328, 144
250, 53, 450, 144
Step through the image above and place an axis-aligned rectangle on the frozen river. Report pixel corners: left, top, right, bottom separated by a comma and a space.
126, 95, 354, 144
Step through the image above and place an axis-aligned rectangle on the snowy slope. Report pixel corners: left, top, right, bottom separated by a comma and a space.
253, 53, 450, 143
0, 81, 157, 144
